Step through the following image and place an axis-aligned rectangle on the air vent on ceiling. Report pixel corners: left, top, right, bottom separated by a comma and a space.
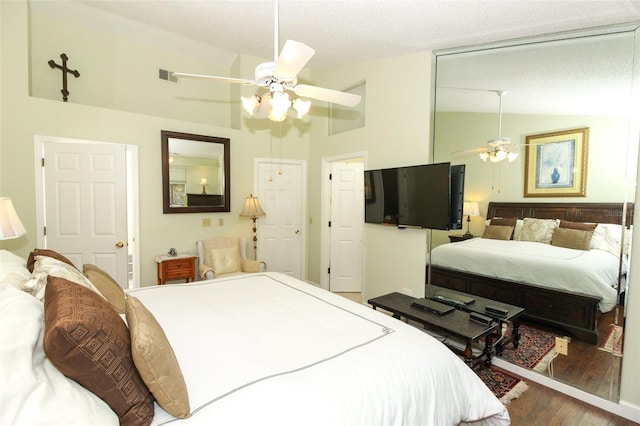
159, 68, 177, 83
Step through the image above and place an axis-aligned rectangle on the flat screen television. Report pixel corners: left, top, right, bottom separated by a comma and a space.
364, 162, 465, 230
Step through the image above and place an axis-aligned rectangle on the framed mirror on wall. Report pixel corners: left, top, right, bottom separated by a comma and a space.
429, 23, 639, 403
161, 130, 230, 213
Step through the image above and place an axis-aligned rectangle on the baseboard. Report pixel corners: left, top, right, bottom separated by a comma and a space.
493, 358, 640, 423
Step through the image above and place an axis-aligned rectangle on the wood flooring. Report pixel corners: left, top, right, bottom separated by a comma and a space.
507, 380, 638, 425
336, 292, 637, 424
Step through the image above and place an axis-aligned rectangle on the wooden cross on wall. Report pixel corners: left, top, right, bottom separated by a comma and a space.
48, 53, 80, 102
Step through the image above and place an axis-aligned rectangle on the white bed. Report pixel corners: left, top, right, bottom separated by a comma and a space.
0, 250, 509, 426
431, 237, 620, 312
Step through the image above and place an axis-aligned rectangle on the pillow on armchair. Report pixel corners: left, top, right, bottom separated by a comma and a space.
197, 237, 266, 280
208, 247, 242, 276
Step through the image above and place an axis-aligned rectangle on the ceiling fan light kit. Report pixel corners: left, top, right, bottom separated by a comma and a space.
172, 0, 360, 123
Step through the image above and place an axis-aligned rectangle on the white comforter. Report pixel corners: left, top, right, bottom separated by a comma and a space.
128, 272, 509, 426
431, 238, 620, 312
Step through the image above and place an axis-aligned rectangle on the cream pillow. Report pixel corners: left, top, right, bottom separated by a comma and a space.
516, 218, 558, 244
25, 256, 106, 301
208, 247, 242, 276
83, 264, 126, 314
126, 295, 191, 419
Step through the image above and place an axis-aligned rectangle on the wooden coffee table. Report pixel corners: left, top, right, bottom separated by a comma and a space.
429, 285, 525, 356
368, 292, 499, 367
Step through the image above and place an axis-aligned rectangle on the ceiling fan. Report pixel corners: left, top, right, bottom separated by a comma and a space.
171, 0, 361, 122
453, 90, 518, 163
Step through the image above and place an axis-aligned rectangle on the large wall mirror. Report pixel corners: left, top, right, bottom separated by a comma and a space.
161, 130, 230, 213
430, 24, 639, 402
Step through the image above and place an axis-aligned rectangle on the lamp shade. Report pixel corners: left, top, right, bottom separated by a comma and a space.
239, 194, 266, 219
0, 197, 26, 240
463, 202, 480, 217
199, 178, 208, 185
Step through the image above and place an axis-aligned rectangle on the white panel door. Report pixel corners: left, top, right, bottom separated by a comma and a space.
256, 160, 305, 279
329, 162, 364, 292
43, 141, 128, 287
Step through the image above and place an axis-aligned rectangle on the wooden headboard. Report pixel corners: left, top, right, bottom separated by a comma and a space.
486, 202, 634, 226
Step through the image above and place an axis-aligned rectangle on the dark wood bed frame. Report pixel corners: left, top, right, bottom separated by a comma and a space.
428, 202, 633, 344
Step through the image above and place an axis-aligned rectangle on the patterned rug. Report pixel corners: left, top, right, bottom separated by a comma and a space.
598, 324, 623, 356
477, 367, 528, 405
499, 323, 557, 372
478, 324, 556, 405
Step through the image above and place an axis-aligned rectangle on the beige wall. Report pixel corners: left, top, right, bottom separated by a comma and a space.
431, 111, 636, 247
307, 53, 432, 301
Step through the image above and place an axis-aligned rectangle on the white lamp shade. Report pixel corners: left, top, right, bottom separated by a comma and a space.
239, 195, 266, 218
0, 197, 26, 240
462, 201, 480, 217
199, 178, 208, 185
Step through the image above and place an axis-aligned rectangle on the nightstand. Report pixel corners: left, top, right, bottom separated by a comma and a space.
448, 234, 474, 243
154, 254, 197, 285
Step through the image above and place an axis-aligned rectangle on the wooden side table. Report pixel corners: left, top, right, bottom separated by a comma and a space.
154, 254, 197, 285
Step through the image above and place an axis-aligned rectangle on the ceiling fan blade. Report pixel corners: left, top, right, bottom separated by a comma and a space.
273, 40, 315, 82
452, 146, 487, 157
172, 72, 256, 86
294, 84, 361, 107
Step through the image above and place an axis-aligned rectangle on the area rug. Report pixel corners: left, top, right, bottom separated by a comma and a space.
477, 367, 528, 405
598, 324, 623, 356
499, 323, 557, 373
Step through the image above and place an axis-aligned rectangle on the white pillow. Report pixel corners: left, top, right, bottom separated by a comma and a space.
0, 285, 118, 425
0, 250, 30, 285
590, 223, 632, 256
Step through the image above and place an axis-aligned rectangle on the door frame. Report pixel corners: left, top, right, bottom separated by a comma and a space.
33, 135, 141, 288
320, 151, 367, 291
254, 157, 307, 280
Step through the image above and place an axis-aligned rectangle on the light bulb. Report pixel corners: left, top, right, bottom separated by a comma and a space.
241, 95, 259, 115
293, 98, 311, 118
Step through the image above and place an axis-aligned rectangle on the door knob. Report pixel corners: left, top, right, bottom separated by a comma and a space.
295, 229, 300, 234
115, 241, 125, 248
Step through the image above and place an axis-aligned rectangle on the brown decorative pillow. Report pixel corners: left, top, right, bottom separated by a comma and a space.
27, 248, 77, 273
552, 228, 593, 250
83, 264, 126, 314
43, 276, 154, 426
559, 220, 597, 232
126, 295, 191, 418
489, 217, 518, 239
482, 225, 515, 241
490, 217, 518, 227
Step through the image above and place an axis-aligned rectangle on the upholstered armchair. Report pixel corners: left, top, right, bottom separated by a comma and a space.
196, 236, 266, 280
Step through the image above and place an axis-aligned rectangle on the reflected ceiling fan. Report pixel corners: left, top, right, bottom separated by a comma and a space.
453, 90, 519, 163
172, 0, 361, 122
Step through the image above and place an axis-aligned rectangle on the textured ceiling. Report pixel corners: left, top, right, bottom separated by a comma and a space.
32, 0, 640, 67
28, 1, 640, 115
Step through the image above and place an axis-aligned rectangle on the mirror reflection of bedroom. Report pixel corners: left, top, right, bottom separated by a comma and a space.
430, 25, 638, 402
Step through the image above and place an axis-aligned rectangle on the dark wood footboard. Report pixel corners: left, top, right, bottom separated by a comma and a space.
428, 266, 601, 344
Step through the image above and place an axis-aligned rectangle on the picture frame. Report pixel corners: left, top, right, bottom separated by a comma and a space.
524, 127, 589, 197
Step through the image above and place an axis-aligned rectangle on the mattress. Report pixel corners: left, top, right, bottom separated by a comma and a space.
127, 272, 510, 425
430, 238, 620, 312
